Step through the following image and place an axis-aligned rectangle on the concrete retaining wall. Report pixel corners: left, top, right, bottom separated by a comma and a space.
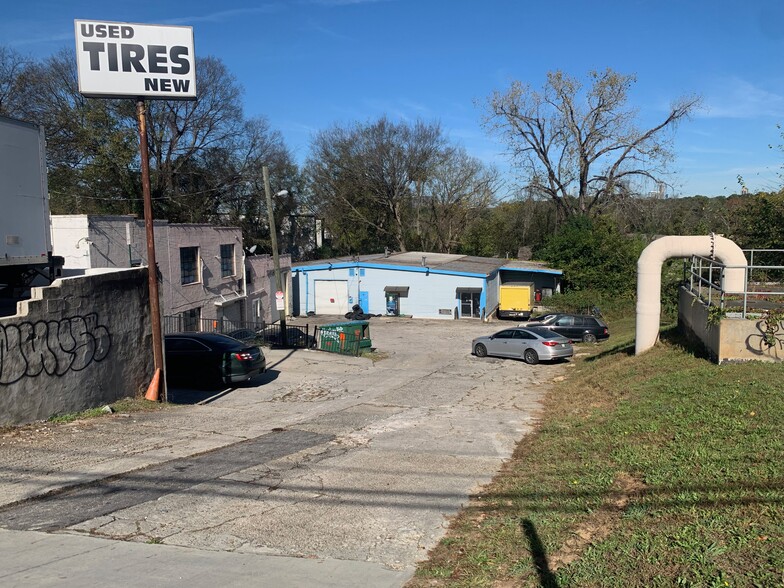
0, 268, 153, 425
678, 287, 782, 363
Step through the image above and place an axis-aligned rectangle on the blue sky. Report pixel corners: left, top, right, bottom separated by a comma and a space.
4, 0, 783, 197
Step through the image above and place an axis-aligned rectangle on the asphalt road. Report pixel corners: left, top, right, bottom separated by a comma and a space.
0, 317, 570, 587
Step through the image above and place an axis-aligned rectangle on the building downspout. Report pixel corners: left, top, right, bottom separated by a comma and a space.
635, 234, 747, 355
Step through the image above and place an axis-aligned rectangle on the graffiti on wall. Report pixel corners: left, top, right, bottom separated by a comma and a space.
0, 314, 111, 384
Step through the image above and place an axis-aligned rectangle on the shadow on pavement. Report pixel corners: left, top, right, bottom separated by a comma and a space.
166, 370, 280, 405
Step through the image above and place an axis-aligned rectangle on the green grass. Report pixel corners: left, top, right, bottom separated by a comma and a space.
409, 312, 784, 587
46, 396, 169, 424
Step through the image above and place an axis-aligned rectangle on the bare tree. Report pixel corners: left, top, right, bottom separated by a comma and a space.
422, 147, 499, 253
144, 56, 245, 219
484, 69, 701, 217
0, 46, 30, 116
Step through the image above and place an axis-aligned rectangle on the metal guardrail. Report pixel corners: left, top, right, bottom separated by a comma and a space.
686, 249, 784, 318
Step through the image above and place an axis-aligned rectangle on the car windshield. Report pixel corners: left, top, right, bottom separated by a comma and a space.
526, 326, 566, 340
529, 314, 557, 324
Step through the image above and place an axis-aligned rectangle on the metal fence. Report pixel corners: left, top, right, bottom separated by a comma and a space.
163, 316, 314, 349
686, 249, 784, 318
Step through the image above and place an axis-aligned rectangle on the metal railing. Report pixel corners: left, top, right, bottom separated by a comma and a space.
163, 316, 314, 349
686, 249, 784, 318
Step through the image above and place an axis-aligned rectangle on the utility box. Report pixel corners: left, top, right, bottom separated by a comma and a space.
498, 282, 534, 320
318, 321, 372, 356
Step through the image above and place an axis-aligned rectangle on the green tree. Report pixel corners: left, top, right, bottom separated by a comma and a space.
736, 192, 784, 250
460, 196, 555, 257
305, 117, 496, 255
537, 215, 645, 295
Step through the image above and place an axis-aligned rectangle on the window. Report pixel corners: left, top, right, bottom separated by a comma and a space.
166, 337, 210, 352
555, 316, 574, 326
495, 330, 514, 339
180, 247, 199, 285
181, 307, 201, 331
220, 244, 235, 278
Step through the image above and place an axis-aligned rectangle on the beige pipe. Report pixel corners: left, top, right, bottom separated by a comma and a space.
635, 235, 747, 355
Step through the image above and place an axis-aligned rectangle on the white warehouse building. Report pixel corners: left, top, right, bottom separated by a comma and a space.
291, 251, 562, 320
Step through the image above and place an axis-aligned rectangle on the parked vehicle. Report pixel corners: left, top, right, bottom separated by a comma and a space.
472, 327, 573, 365
0, 116, 63, 310
165, 333, 266, 388
497, 282, 535, 320
519, 313, 559, 326
522, 313, 609, 343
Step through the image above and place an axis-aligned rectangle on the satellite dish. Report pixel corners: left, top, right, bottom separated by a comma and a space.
248, 245, 257, 254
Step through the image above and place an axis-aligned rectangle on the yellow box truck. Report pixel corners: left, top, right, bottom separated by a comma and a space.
498, 283, 534, 320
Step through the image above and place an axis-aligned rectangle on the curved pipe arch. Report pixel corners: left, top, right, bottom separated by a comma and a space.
635, 235, 747, 355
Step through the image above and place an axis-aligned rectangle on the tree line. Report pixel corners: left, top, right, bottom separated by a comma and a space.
2, 45, 781, 294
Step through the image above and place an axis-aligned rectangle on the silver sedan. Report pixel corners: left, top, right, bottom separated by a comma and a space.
471, 326, 573, 365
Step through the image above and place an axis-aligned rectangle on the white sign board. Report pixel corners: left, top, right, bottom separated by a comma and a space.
275, 291, 284, 300
74, 19, 196, 100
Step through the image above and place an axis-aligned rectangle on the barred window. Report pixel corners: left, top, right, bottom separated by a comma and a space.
181, 307, 201, 332
220, 244, 234, 278
180, 247, 199, 285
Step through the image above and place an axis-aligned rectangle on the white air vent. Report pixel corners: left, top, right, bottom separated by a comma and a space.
5, 235, 20, 245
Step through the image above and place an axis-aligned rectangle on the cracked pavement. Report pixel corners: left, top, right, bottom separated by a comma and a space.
0, 317, 570, 586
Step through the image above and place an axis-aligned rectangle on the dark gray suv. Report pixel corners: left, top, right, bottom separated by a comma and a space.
521, 313, 609, 343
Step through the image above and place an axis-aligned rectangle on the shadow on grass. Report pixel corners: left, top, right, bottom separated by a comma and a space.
522, 519, 560, 588
584, 324, 715, 363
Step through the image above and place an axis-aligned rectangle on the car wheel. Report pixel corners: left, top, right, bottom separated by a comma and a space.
474, 343, 488, 357
582, 333, 597, 343
524, 349, 539, 365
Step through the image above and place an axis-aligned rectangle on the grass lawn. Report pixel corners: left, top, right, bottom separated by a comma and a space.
409, 315, 784, 587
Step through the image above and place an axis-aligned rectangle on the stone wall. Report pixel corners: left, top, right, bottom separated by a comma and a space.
0, 268, 153, 425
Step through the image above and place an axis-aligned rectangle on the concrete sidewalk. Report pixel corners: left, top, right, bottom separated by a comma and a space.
0, 529, 409, 587
0, 318, 567, 586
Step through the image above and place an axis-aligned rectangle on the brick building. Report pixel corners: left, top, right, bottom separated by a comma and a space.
51, 215, 291, 329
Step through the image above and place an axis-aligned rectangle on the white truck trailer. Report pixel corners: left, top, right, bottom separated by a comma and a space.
0, 115, 62, 311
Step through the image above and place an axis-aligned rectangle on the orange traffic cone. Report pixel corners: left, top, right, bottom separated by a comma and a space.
145, 368, 161, 402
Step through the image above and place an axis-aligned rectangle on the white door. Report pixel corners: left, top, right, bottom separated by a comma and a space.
314, 280, 349, 315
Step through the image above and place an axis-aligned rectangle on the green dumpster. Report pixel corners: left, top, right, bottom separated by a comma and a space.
318, 321, 372, 355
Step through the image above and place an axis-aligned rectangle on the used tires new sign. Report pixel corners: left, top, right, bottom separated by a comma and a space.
74, 20, 196, 100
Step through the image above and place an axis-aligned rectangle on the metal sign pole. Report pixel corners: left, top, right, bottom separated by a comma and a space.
136, 98, 165, 399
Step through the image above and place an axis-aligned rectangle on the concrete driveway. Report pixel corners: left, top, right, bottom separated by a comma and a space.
0, 317, 569, 586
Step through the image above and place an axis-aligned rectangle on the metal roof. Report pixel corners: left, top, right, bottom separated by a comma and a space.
293, 251, 561, 277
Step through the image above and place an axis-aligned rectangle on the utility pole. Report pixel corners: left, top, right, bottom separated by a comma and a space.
262, 166, 287, 347
136, 98, 166, 401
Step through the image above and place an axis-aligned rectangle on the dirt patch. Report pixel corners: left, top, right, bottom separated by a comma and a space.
269, 379, 347, 402
548, 471, 647, 570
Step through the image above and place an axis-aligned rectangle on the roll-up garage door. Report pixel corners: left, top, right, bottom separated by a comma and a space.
314, 280, 349, 315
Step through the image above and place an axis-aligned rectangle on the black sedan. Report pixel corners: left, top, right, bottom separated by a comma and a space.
522, 313, 609, 343
165, 333, 266, 388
